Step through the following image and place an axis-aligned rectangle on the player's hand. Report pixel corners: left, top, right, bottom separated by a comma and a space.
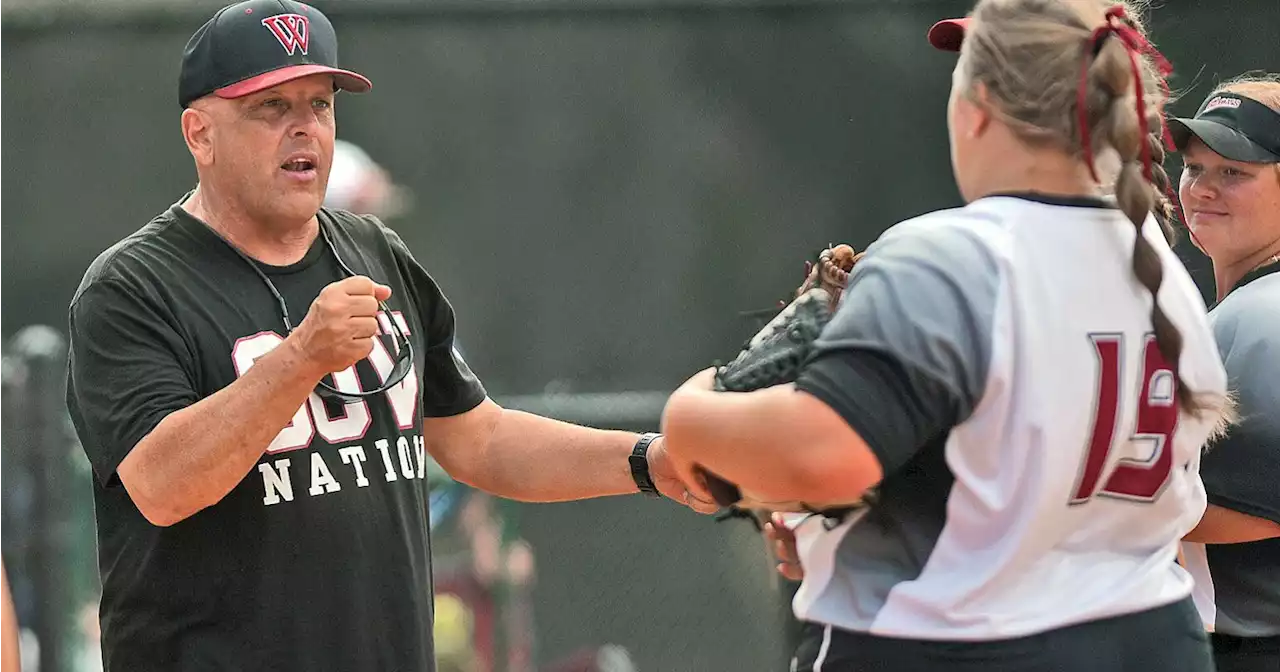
647, 436, 719, 514
289, 276, 392, 377
676, 367, 718, 394
764, 513, 804, 581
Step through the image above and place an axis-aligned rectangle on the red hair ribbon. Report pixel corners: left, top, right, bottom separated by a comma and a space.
1076, 5, 1175, 184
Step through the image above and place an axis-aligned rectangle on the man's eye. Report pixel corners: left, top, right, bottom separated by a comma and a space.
313, 99, 332, 110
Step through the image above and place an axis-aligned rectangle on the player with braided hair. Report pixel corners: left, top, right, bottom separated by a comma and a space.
661, 2, 1234, 670
764, 0, 1193, 585
933, 2, 1208, 407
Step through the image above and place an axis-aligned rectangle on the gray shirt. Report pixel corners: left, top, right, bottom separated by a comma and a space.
1199, 263, 1280, 638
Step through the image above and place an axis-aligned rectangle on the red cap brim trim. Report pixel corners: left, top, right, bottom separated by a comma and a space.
927, 18, 969, 52
215, 64, 373, 99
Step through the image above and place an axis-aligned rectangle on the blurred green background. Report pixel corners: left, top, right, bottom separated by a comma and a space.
3, 0, 1276, 670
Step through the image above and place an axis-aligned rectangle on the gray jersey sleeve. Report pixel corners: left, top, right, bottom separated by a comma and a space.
795, 219, 1000, 474
1201, 276, 1280, 523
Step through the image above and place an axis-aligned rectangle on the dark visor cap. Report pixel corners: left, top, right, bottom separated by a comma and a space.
1169, 93, 1280, 163
179, 0, 371, 109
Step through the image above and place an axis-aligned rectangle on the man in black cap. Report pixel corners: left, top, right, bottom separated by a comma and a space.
1173, 75, 1280, 672
64, 2, 714, 671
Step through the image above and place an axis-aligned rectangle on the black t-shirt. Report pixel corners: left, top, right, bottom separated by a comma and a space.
1197, 261, 1280, 638
65, 197, 487, 672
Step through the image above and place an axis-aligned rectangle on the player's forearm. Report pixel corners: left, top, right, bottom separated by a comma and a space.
119, 340, 321, 526
455, 408, 640, 502
1183, 503, 1280, 544
663, 384, 881, 505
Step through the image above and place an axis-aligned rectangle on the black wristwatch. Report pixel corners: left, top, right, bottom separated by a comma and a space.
629, 432, 662, 498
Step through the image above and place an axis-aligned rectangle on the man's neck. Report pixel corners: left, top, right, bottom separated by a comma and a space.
183, 185, 319, 266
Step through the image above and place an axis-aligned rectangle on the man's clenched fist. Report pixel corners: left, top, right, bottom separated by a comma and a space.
289, 276, 392, 377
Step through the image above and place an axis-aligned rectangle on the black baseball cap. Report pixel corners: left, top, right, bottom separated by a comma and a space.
1169, 92, 1280, 163
178, 0, 371, 109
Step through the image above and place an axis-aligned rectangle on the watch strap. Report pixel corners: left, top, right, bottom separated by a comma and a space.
629, 433, 662, 498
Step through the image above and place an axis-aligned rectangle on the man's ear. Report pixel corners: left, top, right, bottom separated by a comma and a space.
181, 105, 215, 166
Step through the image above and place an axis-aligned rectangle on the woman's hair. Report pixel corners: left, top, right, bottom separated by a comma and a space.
1212, 71, 1280, 111
959, 0, 1216, 417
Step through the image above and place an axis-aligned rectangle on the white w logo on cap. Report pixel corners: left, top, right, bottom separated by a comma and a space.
261, 14, 310, 56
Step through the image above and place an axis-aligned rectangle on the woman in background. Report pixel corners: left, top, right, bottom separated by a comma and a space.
1173, 73, 1280, 672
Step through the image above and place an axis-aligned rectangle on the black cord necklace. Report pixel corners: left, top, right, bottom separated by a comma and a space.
205, 209, 415, 403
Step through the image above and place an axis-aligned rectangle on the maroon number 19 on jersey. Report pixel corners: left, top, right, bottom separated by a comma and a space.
1071, 333, 1180, 505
